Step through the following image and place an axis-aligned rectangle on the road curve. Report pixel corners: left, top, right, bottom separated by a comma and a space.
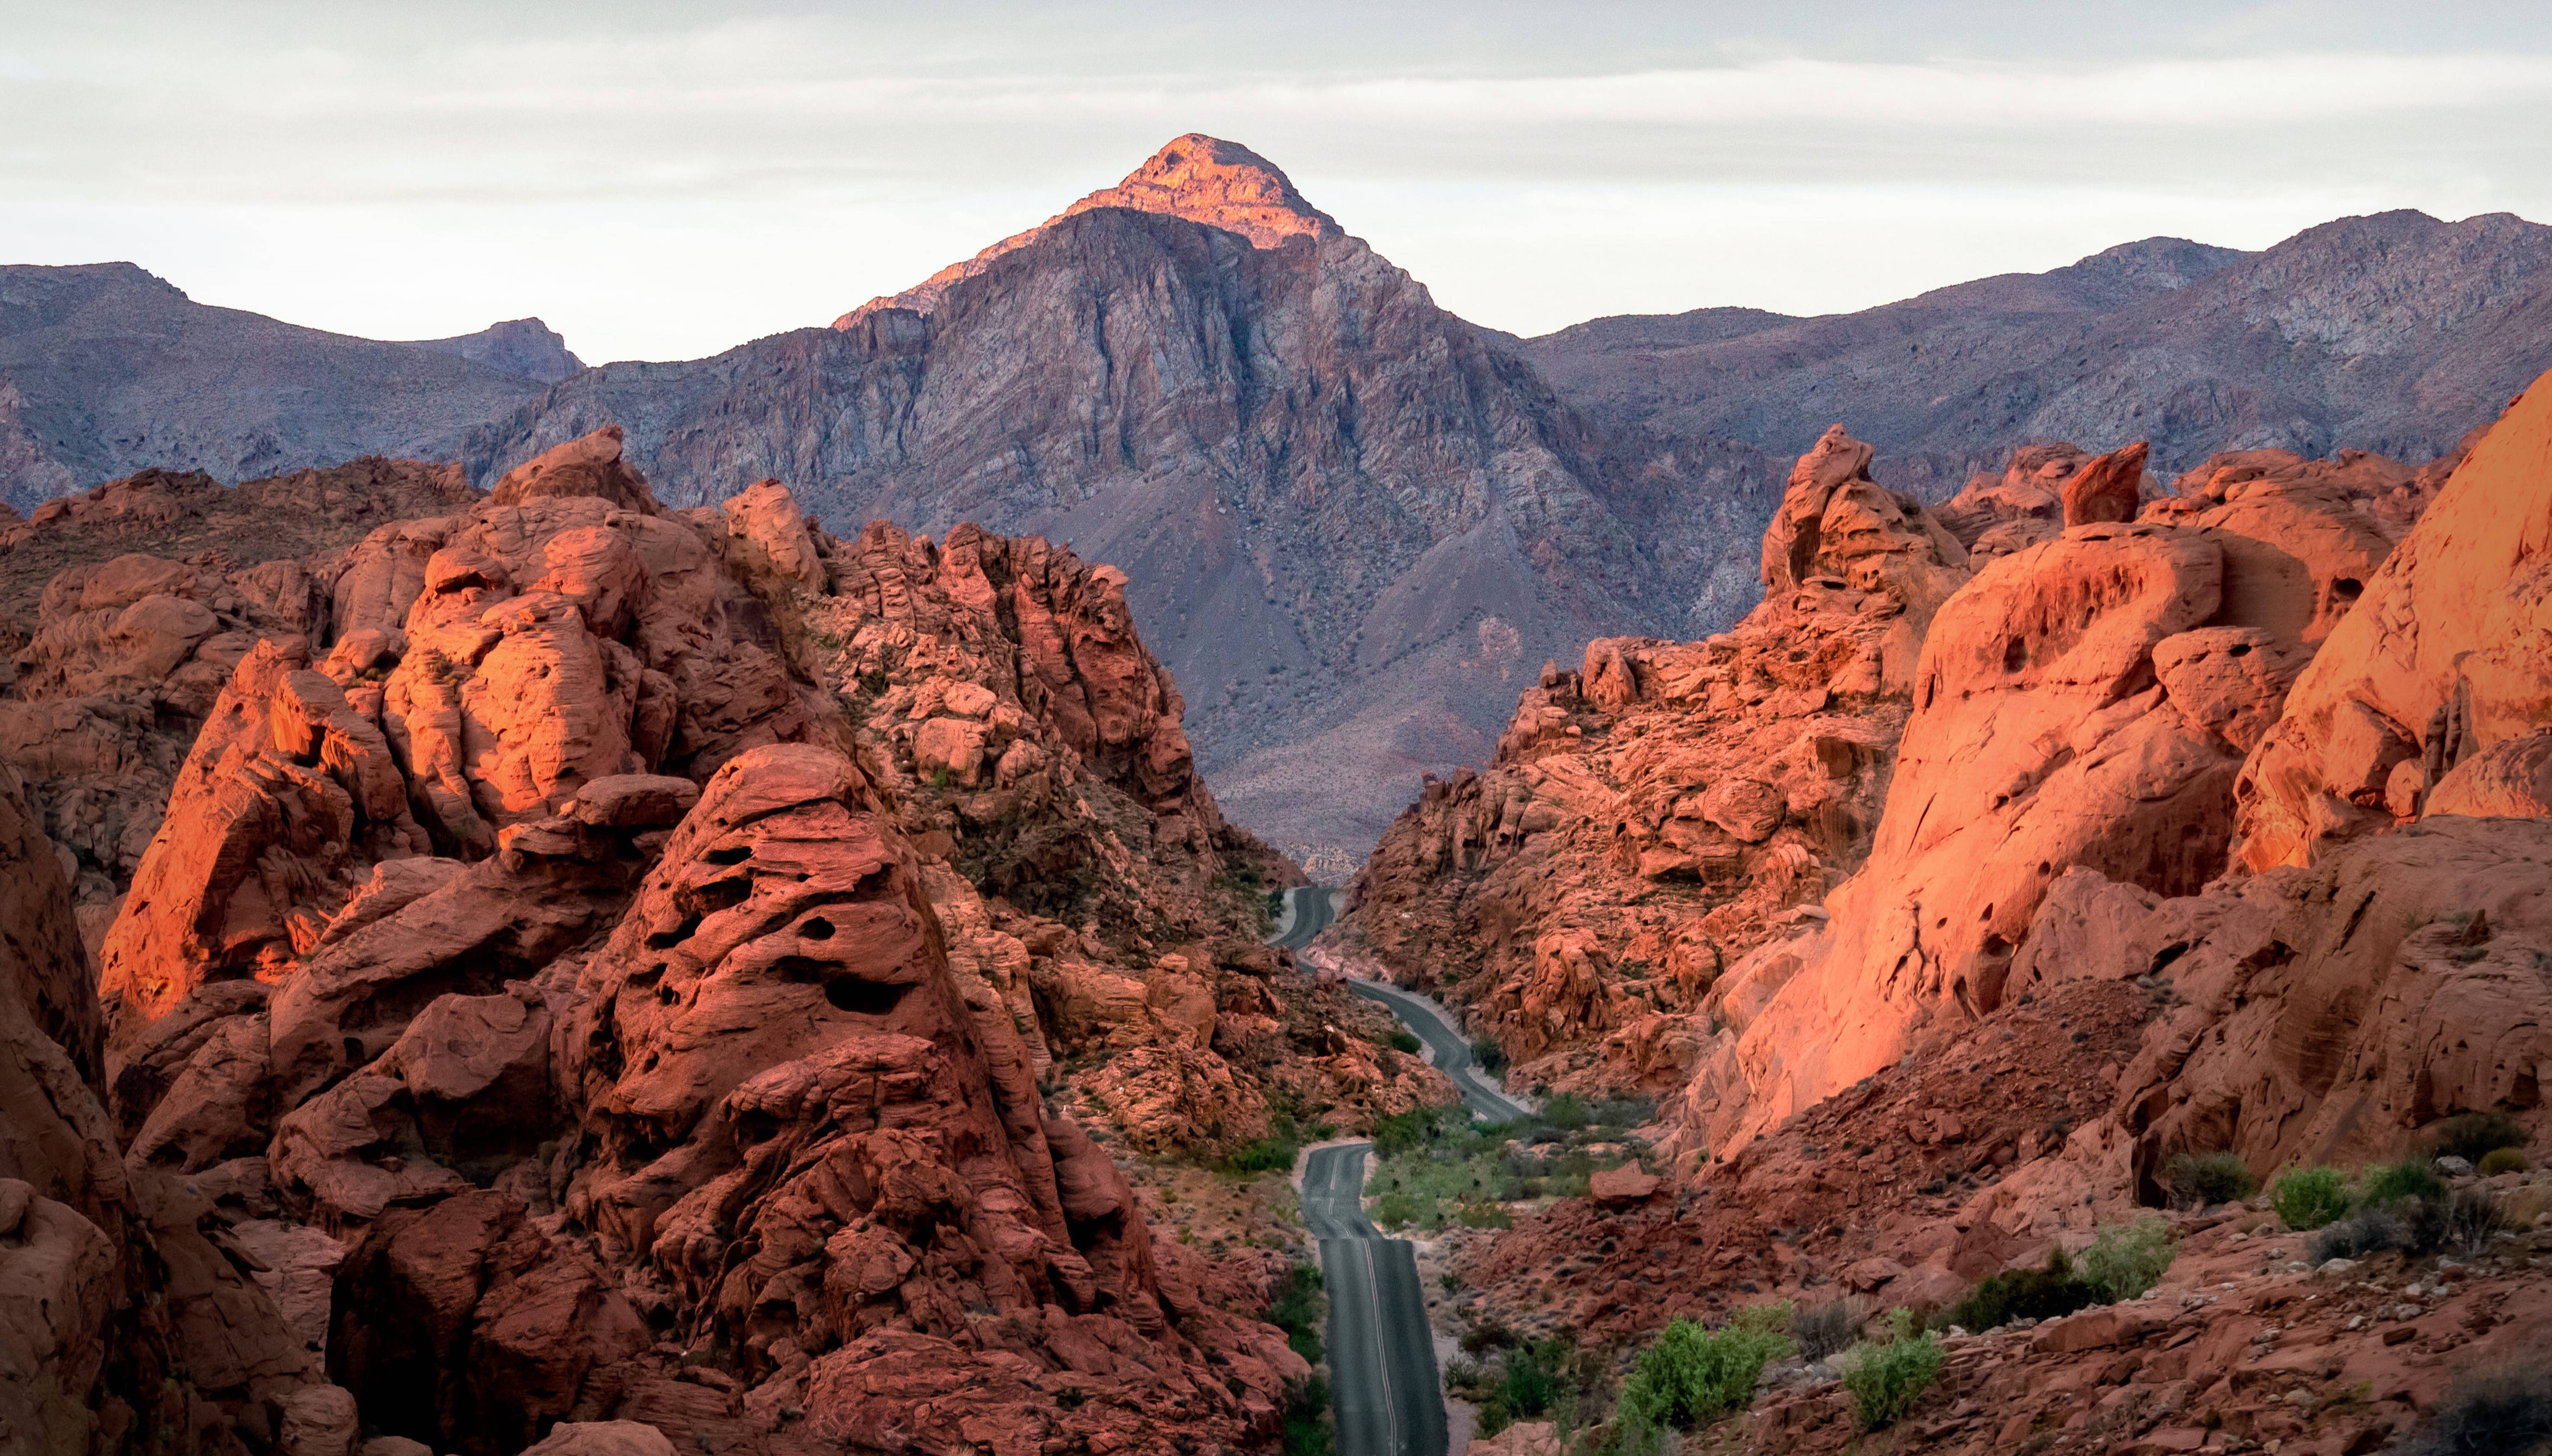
1268, 883, 1338, 949
1345, 978, 1533, 1123
1268, 888, 1530, 1123
1301, 1143, 1447, 1456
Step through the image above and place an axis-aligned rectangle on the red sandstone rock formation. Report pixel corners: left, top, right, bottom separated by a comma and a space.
2234, 381, 2552, 870
1341, 427, 1968, 1092
5, 429, 1430, 1451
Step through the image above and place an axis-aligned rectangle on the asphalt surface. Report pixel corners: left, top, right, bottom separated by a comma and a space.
1268, 883, 1338, 949
1345, 978, 1534, 1123
1301, 1144, 1447, 1456
1267, 887, 1531, 1123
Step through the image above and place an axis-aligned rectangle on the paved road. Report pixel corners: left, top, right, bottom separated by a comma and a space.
1269, 883, 1338, 949
1267, 888, 1531, 1123
1302, 1144, 1447, 1456
1345, 978, 1533, 1123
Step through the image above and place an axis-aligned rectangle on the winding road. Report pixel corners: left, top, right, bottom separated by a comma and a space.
1271, 886, 1538, 1456
1301, 1143, 1448, 1456
1270, 887, 1530, 1122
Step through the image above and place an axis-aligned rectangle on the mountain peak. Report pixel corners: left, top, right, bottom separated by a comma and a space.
1068, 133, 1338, 251
834, 133, 1338, 329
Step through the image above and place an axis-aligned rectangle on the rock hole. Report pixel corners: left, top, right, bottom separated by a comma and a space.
2002, 637, 2028, 672
343, 1036, 365, 1065
824, 978, 909, 1015
2332, 578, 2363, 601
801, 916, 836, 941
702, 845, 754, 866
2228, 642, 2253, 658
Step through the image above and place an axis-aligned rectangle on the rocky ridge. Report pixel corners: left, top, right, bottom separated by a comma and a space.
0, 428, 1431, 1454
0, 262, 576, 509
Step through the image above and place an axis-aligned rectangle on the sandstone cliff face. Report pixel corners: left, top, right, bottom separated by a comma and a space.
5, 429, 1425, 1452
0, 760, 318, 1454
1341, 427, 1968, 1093
462, 136, 1777, 859
1406, 381, 2552, 1454
1340, 389, 2499, 1168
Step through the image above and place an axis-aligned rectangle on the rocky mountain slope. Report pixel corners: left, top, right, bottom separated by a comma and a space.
19, 150, 2545, 869
1525, 212, 2552, 501
459, 137, 1778, 862
0, 428, 1438, 1453
0, 262, 577, 510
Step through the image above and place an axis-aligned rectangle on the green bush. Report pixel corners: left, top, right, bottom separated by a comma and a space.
1371, 1192, 1422, 1230
1472, 1037, 1509, 1074
2360, 1160, 2448, 1207
1284, 1374, 1334, 1456
2480, 1147, 2531, 1177
1839, 1309, 1945, 1431
2163, 1150, 2259, 1207
1498, 1341, 1560, 1417
1225, 1137, 1298, 1175
1389, 1031, 1423, 1055
1267, 1262, 1326, 1365
1618, 1307, 1795, 1432
2272, 1167, 2354, 1231
1938, 1221, 2173, 1333
2077, 1217, 2176, 1303
1936, 1249, 2097, 1333
2428, 1112, 2528, 1164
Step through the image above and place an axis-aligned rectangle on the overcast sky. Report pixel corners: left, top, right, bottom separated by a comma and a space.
6, 2, 2551, 363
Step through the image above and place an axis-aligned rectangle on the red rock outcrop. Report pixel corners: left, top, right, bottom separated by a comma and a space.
0, 760, 324, 1451
24, 433, 1423, 1453
1339, 428, 1968, 1092
1655, 422, 2448, 1155
2234, 379, 2552, 870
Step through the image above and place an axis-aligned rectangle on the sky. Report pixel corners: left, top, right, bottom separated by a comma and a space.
5, 1, 2552, 364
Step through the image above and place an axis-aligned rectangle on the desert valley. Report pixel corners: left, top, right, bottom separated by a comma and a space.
3, 108, 2552, 1456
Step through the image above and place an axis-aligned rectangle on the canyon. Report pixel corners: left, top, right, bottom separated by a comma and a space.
2, 130, 2551, 1456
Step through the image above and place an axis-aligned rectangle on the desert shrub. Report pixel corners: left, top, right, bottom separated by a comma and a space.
1371, 1192, 1422, 1229
1267, 1263, 1325, 1365
2360, 1159, 2448, 1207
2163, 1150, 2259, 1207
2309, 1204, 2402, 1262
1791, 1300, 1861, 1362
1225, 1137, 1297, 1175
1542, 1092, 1590, 1129
1284, 1374, 1334, 1456
1472, 1037, 1509, 1074
1497, 1340, 1563, 1418
2401, 1362, 2552, 1456
1473, 1400, 1512, 1438
2272, 1166, 2354, 1231
1839, 1309, 1945, 1431
1618, 1308, 1795, 1432
2480, 1147, 2532, 1177
2078, 1217, 2176, 1302
1936, 1248, 2097, 1333
2447, 1187, 2512, 1258
2427, 1112, 2528, 1164
1389, 1031, 1423, 1055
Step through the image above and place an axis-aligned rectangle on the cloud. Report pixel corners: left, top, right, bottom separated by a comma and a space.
2, 3, 2548, 360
